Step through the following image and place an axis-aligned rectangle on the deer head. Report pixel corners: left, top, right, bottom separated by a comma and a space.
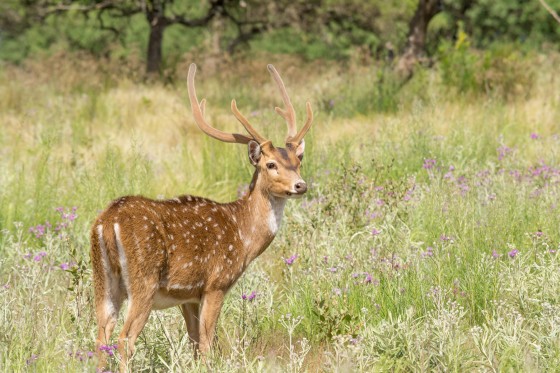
187, 63, 313, 199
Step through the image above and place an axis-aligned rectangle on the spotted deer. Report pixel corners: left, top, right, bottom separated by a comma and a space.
90, 63, 313, 371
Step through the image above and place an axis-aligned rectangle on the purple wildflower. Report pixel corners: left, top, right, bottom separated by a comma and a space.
99, 344, 118, 356
530, 133, 539, 140
26, 354, 39, 366
440, 234, 452, 242
284, 254, 298, 266
29, 224, 47, 238
497, 145, 513, 161
33, 251, 47, 262
491, 250, 500, 259
421, 246, 434, 258
423, 158, 437, 170
508, 249, 519, 258
242, 291, 257, 301
371, 228, 381, 236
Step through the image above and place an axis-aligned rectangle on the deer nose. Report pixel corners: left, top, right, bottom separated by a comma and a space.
295, 181, 307, 194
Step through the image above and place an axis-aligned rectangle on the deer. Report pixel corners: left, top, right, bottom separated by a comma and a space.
90, 63, 313, 371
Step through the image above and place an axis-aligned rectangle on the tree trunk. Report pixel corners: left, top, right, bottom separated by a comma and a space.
397, 0, 441, 78
146, 15, 168, 75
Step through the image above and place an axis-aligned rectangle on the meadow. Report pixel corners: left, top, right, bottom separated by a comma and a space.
1, 50, 560, 372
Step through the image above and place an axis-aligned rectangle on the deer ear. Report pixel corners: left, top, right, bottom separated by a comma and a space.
295, 139, 305, 161
248, 140, 262, 166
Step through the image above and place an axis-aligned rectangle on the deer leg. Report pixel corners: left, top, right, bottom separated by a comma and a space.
180, 303, 201, 355
198, 290, 225, 356
92, 225, 124, 370
117, 293, 154, 373
94, 287, 123, 369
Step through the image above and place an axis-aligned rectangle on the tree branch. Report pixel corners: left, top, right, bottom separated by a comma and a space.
167, 0, 224, 27
538, 0, 560, 25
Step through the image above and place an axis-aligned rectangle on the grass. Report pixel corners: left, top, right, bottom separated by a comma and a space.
1, 51, 560, 372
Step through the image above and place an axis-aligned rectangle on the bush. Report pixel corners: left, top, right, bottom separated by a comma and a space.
438, 29, 534, 100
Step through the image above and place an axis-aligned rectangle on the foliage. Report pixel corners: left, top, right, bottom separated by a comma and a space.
438, 28, 535, 100
1, 53, 560, 370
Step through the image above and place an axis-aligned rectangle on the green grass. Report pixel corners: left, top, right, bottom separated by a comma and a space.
1, 52, 560, 371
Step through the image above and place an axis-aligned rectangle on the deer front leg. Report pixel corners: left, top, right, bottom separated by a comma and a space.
180, 303, 200, 355
198, 290, 225, 356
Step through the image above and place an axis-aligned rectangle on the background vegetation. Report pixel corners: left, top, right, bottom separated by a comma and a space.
1, 0, 560, 371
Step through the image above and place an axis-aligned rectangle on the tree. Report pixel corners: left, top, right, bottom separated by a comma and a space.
396, 0, 442, 77
31, 0, 227, 74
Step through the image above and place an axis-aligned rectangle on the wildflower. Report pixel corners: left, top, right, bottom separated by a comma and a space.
364, 274, 372, 284
530, 133, 539, 140
327, 266, 337, 273
497, 145, 513, 161
423, 158, 437, 170
332, 287, 342, 296
371, 228, 381, 236
283, 254, 298, 266
242, 291, 257, 301
491, 250, 500, 259
99, 344, 118, 356
33, 251, 47, 262
508, 249, 519, 258
29, 224, 47, 238
26, 354, 39, 366
440, 234, 452, 242
421, 246, 434, 258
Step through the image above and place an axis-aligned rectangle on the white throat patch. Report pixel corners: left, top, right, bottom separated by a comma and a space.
268, 198, 286, 235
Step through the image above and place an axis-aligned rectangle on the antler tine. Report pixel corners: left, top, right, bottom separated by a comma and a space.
187, 63, 252, 144
231, 100, 268, 144
267, 64, 298, 141
289, 101, 313, 144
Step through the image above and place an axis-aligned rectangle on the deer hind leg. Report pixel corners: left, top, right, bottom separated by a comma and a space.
180, 303, 200, 355
113, 223, 157, 373
198, 290, 226, 356
92, 224, 125, 369
117, 296, 154, 373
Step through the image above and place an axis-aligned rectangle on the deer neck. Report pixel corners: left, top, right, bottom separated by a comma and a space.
233, 170, 287, 266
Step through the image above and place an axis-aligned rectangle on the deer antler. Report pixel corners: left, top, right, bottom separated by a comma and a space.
267, 64, 314, 144
188, 63, 268, 144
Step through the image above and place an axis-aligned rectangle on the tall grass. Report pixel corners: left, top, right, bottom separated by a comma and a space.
1, 51, 560, 371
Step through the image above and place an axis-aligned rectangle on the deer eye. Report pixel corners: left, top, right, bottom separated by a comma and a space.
266, 162, 277, 170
